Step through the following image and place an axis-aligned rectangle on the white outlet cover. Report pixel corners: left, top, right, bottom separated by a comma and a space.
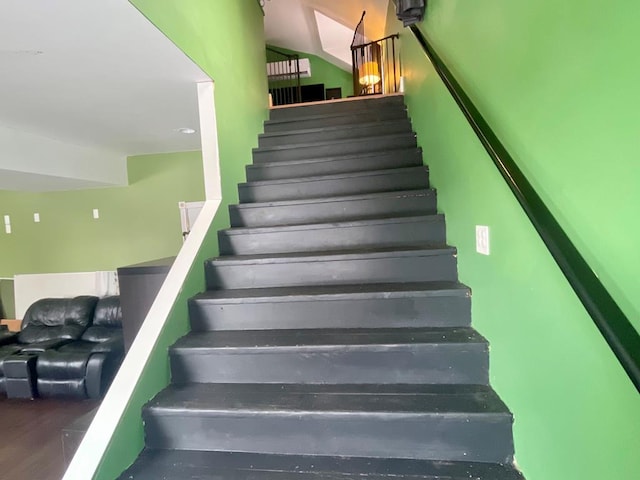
476, 225, 490, 255
34, 213, 40, 223
93, 209, 100, 219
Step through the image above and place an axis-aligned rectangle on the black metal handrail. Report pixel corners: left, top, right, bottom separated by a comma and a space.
409, 25, 640, 393
354, 34, 401, 50
266, 46, 301, 106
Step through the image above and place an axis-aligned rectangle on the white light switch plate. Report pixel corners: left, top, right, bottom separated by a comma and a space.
93, 209, 100, 219
476, 225, 490, 255
34, 213, 40, 223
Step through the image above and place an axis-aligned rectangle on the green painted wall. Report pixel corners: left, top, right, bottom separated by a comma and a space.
386, 2, 640, 480
130, 0, 269, 253
0, 151, 204, 278
92, 1, 268, 478
267, 45, 354, 98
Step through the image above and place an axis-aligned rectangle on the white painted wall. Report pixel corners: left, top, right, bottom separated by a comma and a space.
13, 271, 119, 319
0, 125, 128, 191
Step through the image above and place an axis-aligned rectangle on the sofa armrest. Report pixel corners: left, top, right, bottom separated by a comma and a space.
0, 332, 18, 347
85, 351, 124, 399
90, 338, 124, 355
20, 338, 73, 354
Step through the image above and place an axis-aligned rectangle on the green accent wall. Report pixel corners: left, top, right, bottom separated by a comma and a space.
386, 2, 640, 480
130, 0, 269, 252
91, 1, 268, 478
0, 151, 204, 278
267, 45, 354, 98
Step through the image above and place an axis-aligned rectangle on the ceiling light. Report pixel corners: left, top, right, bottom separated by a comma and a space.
176, 127, 196, 134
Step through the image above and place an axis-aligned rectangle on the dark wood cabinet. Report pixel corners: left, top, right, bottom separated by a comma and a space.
117, 257, 174, 352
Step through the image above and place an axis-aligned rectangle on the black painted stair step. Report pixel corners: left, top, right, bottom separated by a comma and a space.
258, 119, 413, 148
142, 383, 514, 463
268, 95, 405, 121
246, 147, 423, 181
206, 245, 458, 289
188, 282, 472, 331
238, 166, 428, 203
219, 214, 445, 255
169, 327, 489, 385
229, 189, 437, 228
119, 449, 525, 480
264, 106, 409, 133
252, 133, 417, 163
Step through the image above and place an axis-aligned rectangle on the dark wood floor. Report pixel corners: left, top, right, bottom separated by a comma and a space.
0, 394, 98, 480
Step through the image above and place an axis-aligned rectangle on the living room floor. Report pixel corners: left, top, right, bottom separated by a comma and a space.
0, 394, 98, 480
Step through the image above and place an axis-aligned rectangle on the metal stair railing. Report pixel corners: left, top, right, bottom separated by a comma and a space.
351, 11, 401, 97
266, 46, 302, 106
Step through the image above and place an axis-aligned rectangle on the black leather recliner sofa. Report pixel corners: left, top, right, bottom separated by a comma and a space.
36, 296, 124, 399
0, 295, 99, 395
0, 325, 16, 347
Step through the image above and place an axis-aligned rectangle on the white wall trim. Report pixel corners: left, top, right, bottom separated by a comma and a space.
63, 78, 221, 480
198, 81, 221, 201
62, 200, 220, 480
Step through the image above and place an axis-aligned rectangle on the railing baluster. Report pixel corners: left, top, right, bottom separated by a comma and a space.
351, 34, 401, 97
266, 47, 302, 106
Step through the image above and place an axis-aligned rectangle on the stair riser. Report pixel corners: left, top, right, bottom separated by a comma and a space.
119, 450, 525, 480
218, 217, 446, 256
258, 120, 413, 148
238, 168, 428, 203
206, 253, 457, 289
253, 134, 417, 164
170, 345, 489, 385
189, 294, 472, 331
264, 109, 408, 133
268, 96, 405, 121
246, 149, 423, 182
229, 192, 437, 228
143, 412, 514, 463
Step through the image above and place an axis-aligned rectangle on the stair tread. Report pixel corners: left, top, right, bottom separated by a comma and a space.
121, 450, 524, 480
146, 383, 510, 416
246, 147, 422, 169
260, 118, 411, 139
192, 281, 470, 304
221, 214, 443, 236
210, 245, 456, 265
172, 327, 486, 351
231, 189, 434, 210
240, 165, 426, 188
121, 95, 525, 478
253, 132, 416, 153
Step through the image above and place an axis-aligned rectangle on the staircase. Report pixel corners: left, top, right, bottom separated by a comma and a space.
119, 95, 524, 479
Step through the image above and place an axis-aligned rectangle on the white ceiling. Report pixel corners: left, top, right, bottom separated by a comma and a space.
0, 0, 392, 192
264, 0, 390, 71
0, 0, 209, 192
